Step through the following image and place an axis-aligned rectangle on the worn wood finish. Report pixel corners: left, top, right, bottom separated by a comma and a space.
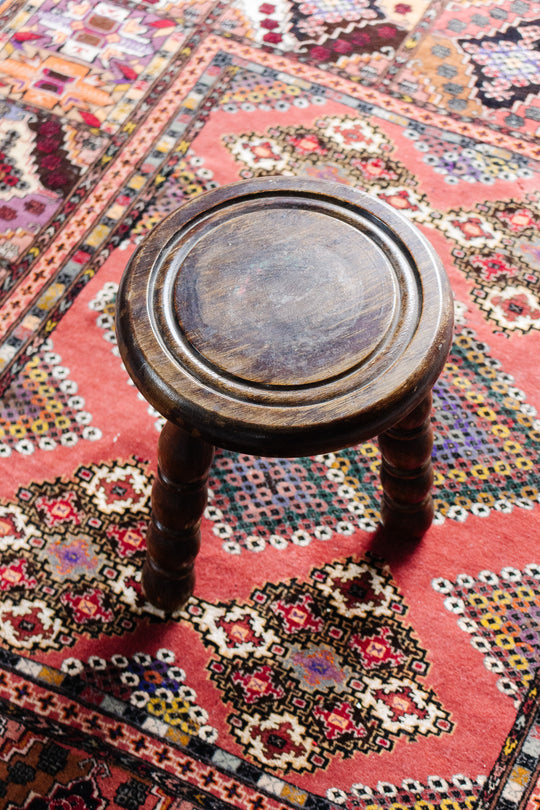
143, 421, 214, 611
174, 205, 397, 388
117, 177, 454, 457
116, 177, 454, 610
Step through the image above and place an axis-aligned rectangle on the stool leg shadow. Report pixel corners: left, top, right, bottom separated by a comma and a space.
142, 395, 435, 612
143, 421, 214, 613
378, 392, 435, 542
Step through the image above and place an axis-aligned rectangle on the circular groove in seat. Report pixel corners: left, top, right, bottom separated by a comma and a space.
117, 178, 454, 455
169, 201, 402, 388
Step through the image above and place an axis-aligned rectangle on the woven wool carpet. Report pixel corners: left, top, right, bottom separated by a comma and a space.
0, 0, 539, 807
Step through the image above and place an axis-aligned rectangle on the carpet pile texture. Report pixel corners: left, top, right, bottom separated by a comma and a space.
0, 0, 539, 808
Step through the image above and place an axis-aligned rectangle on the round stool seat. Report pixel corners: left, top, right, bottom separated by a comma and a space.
117, 178, 453, 458
116, 177, 453, 612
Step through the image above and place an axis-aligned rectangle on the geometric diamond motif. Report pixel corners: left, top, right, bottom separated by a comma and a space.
0, 337, 101, 457
223, 114, 411, 190
0, 100, 108, 268
0, 459, 154, 651
459, 23, 540, 108
188, 556, 453, 773
335, 776, 483, 810
433, 563, 540, 707
377, 0, 540, 136
446, 195, 540, 335
60, 648, 218, 744
220, 0, 431, 84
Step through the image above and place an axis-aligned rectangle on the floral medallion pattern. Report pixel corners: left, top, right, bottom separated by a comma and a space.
0, 459, 153, 651
188, 556, 452, 772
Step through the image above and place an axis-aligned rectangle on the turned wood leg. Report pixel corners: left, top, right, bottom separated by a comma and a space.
143, 421, 214, 612
378, 392, 435, 539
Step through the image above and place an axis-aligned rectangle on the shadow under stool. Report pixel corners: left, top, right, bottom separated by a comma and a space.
116, 177, 454, 613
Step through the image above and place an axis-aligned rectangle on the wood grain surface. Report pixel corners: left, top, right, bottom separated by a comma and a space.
117, 177, 454, 458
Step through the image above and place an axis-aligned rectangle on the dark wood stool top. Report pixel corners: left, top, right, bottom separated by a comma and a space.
116, 178, 454, 611
117, 178, 453, 457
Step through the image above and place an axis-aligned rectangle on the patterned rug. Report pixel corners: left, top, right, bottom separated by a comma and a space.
0, 0, 539, 807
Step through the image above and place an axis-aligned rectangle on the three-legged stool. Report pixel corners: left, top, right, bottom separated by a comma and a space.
116, 178, 453, 612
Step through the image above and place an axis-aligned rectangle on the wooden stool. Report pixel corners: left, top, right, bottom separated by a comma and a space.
116, 178, 453, 612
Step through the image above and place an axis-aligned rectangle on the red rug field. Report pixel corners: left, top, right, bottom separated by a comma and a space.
0, 0, 538, 808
